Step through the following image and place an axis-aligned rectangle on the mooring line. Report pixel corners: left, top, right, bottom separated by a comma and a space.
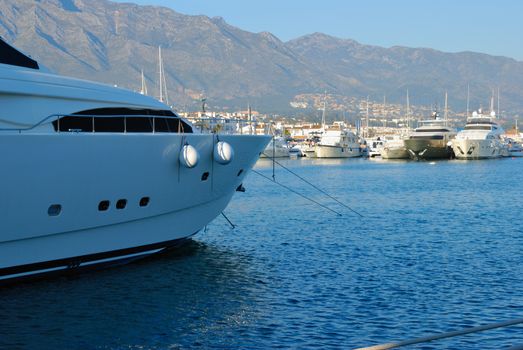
262, 153, 364, 217
355, 317, 523, 350
252, 169, 342, 216
221, 212, 236, 229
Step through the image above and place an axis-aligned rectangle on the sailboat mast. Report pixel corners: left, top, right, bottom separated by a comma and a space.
158, 46, 163, 103
321, 91, 327, 131
490, 89, 495, 114
466, 83, 470, 118
497, 87, 500, 116
366, 96, 369, 138
444, 91, 448, 126
140, 69, 147, 95
406, 89, 410, 130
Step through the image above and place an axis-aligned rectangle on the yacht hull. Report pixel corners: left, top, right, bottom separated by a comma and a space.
381, 145, 409, 159
0, 133, 270, 283
314, 144, 361, 158
404, 139, 453, 160
452, 139, 507, 159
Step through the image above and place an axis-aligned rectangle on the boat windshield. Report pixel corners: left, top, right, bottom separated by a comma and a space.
464, 125, 492, 131
414, 128, 451, 132
0, 38, 39, 69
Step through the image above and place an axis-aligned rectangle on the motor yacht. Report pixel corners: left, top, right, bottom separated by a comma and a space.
0, 39, 270, 283
314, 128, 362, 158
451, 110, 508, 159
404, 111, 456, 160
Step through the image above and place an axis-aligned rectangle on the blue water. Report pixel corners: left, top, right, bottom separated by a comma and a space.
1, 157, 523, 349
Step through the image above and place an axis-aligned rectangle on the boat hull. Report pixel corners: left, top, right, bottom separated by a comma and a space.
0, 132, 270, 282
404, 139, 453, 160
314, 144, 361, 158
381, 147, 409, 159
452, 139, 507, 159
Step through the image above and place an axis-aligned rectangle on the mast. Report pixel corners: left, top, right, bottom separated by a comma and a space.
406, 89, 410, 130
497, 86, 500, 117
321, 91, 327, 131
444, 91, 448, 126
466, 83, 470, 118
158, 46, 169, 105
490, 89, 495, 114
140, 69, 147, 95
158, 46, 163, 103
366, 96, 369, 138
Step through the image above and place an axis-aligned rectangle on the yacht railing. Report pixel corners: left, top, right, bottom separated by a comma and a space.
186, 117, 270, 135
0, 114, 269, 135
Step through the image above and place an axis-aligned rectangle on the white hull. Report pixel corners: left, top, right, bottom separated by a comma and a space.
0, 133, 269, 281
260, 147, 290, 158
314, 144, 362, 158
452, 139, 507, 159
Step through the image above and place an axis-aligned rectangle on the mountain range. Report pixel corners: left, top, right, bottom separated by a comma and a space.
1, 0, 522, 115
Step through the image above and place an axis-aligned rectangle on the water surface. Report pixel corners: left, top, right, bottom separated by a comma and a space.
1, 157, 523, 349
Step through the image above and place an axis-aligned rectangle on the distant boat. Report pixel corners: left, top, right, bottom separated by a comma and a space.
366, 137, 385, 158
313, 92, 361, 158
381, 136, 409, 159
261, 136, 291, 158
314, 128, 362, 158
404, 110, 456, 160
452, 109, 508, 159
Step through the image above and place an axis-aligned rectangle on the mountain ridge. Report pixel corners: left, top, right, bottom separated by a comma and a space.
1, 0, 522, 115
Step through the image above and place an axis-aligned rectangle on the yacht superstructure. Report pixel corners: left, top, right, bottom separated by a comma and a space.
451, 110, 507, 159
0, 39, 270, 283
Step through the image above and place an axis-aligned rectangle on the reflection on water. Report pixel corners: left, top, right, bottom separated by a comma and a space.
0, 241, 266, 349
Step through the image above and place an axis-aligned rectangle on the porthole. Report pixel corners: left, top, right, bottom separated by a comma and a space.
116, 199, 127, 210
139, 197, 150, 207
48, 204, 62, 216
237, 169, 244, 177
98, 200, 110, 211
201, 172, 210, 181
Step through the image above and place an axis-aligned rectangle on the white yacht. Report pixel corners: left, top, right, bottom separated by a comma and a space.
260, 136, 290, 158
0, 39, 270, 283
404, 111, 457, 160
366, 137, 385, 158
314, 128, 362, 158
452, 110, 508, 159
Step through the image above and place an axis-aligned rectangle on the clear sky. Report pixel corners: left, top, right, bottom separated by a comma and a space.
113, 0, 523, 61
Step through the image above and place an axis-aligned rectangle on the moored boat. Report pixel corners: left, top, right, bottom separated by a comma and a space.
451, 110, 507, 159
404, 111, 456, 160
0, 39, 270, 283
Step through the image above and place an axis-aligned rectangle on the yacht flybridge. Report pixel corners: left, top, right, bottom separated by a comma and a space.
0, 38, 270, 283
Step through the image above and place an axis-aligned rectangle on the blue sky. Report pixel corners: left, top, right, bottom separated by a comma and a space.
114, 0, 523, 61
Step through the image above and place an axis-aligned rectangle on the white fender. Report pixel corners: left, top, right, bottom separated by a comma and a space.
214, 141, 234, 165
179, 144, 199, 168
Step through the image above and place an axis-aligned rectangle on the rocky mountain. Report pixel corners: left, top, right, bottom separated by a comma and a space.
1, 0, 522, 114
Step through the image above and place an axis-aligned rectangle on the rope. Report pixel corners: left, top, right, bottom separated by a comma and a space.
221, 212, 236, 229
253, 170, 342, 216
262, 153, 364, 217
356, 318, 523, 350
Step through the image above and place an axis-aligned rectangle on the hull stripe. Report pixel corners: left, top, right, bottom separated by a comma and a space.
0, 237, 188, 282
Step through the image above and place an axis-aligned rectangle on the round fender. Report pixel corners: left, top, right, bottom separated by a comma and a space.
214, 141, 234, 164
179, 144, 199, 168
